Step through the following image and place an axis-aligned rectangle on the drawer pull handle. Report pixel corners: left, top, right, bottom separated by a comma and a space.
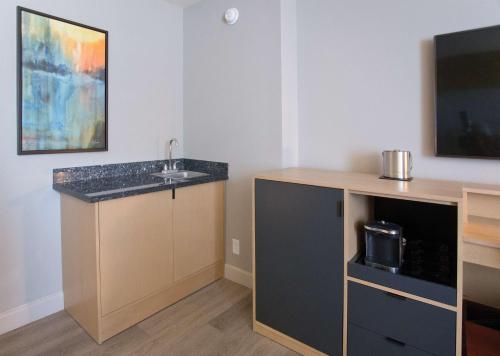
337, 201, 344, 217
384, 291, 407, 301
385, 337, 406, 347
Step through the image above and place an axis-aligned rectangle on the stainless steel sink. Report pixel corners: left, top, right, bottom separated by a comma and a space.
151, 170, 209, 180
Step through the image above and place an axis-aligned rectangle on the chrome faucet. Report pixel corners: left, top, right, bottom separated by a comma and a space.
163, 138, 179, 173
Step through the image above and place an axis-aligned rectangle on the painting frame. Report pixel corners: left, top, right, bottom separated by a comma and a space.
17, 6, 108, 155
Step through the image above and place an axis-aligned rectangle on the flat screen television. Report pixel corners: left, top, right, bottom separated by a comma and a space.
435, 25, 500, 159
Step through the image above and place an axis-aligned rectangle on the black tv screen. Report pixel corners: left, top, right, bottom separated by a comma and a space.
435, 25, 500, 158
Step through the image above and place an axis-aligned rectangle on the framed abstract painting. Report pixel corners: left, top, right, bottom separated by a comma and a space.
17, 7, 108, 155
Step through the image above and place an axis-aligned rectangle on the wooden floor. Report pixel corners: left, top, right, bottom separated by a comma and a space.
0, 279, 297, 356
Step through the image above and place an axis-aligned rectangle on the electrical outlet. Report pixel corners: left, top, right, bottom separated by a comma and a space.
232, 238, 240, 255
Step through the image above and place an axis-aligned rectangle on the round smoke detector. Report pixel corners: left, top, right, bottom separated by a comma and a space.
224, 8, 239, 25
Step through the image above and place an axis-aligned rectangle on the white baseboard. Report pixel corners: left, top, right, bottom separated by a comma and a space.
224, 264, 253, 289
0, 292, 64, 336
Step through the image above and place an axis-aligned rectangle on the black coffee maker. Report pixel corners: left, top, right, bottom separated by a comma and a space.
364, 220, 406, 273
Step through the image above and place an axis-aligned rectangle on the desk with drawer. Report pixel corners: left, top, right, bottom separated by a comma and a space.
253, 169, 500, 356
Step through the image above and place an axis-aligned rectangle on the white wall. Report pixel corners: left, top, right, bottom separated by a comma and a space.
5, 0, 500, 329
183, 0, 283, 272
0, 0, 183, 320
281, 0, 299, 167
297, 0, 500, 184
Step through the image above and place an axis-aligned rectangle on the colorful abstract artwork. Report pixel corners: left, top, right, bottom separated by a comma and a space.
17, 7, 107, 154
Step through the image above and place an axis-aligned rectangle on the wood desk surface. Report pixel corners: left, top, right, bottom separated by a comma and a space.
255, 168, 467, 204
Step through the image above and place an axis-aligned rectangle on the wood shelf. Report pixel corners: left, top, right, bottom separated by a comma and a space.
463, 217, 500, 249
463, 242, 500, 270
465, 191, 500, 222
463, 226, 500, 269
463, 190, 500, 269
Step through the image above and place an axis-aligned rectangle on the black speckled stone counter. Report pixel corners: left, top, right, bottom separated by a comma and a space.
53, 159, 228, 203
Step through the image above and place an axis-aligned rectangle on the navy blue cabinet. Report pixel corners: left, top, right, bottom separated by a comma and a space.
254, 179, 344, 356
348, 281, 456, 356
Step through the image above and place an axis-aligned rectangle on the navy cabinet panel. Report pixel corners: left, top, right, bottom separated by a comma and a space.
347, 258, 457, 306
348, 324, 432, 356
348, 281, 456, 356
255, 179, 344, 356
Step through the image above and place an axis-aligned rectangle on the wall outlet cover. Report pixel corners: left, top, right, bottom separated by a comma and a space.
232, 238, 240, 255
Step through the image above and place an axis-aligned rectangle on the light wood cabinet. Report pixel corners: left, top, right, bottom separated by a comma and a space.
462, 187, 500, 311
99, 190, 174, 315
60, 181, 225, 343
463, 188, 500, 269
174, 182, 224, 281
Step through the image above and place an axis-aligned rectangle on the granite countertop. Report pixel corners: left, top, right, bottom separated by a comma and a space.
52, 159, 228, 203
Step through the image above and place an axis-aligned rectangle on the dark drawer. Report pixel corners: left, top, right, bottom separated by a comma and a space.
348, 281, 456, 356
348, 323, 432, 356
347, 256, 457, 306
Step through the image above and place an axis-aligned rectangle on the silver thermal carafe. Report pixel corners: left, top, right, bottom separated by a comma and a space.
381, 150, 413, 181
364, 220, 406, 273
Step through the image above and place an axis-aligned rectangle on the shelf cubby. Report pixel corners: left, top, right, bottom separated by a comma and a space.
346, 192, 458, 306
463, 188, 500, 269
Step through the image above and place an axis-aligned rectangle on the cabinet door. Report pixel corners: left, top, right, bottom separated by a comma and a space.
255, 179, 344, 356
99, 190, 174, 316
173, 182, 224, 281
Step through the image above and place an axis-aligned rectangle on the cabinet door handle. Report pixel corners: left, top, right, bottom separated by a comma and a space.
384, 291, 407, 301
337, 201, 344, 218
385, 337, 406, 347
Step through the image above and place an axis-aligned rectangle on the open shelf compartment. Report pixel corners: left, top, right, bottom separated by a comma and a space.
463, 188, 500, 269
346, 192, 458, 306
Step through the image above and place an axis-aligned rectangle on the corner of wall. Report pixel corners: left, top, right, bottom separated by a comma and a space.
224, 264, 253, 289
